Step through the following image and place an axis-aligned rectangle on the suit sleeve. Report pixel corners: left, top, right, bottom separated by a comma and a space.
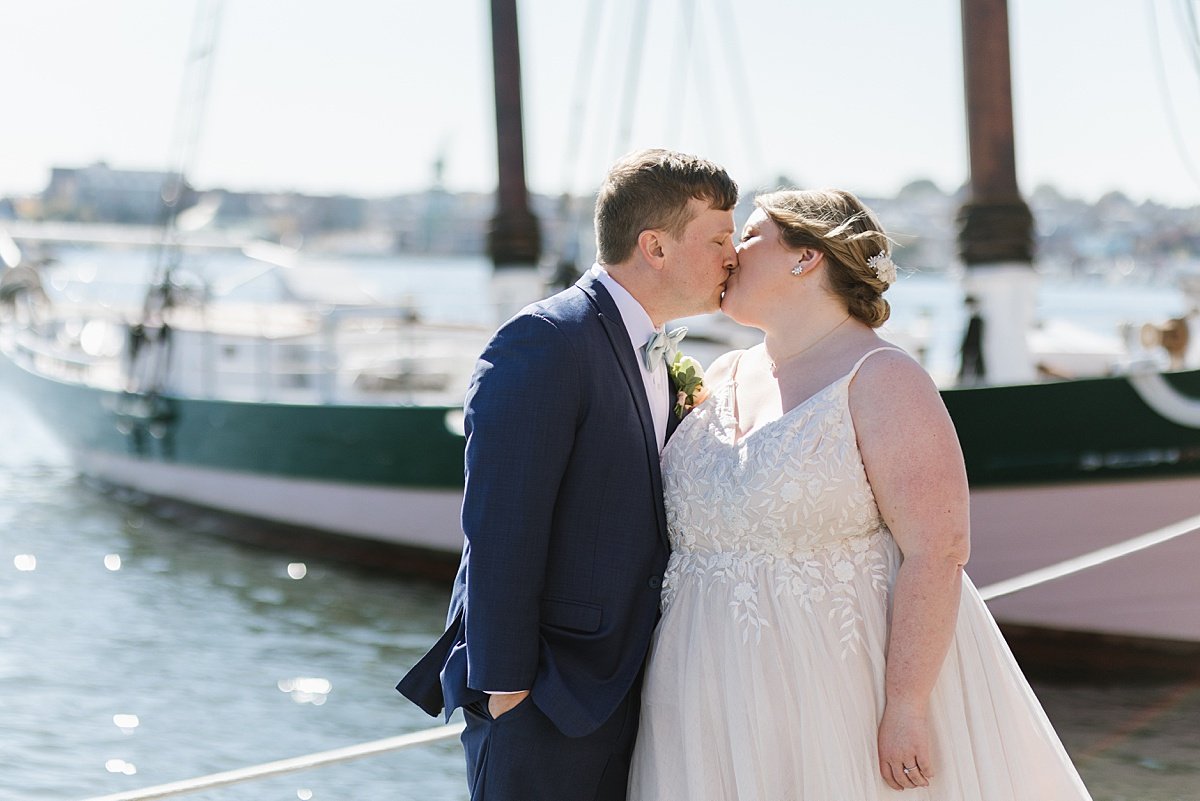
460, 311, 582, 693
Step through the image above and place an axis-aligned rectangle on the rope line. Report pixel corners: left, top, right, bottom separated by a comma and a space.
978, 512, 1200, 601
77, 723, 465, 801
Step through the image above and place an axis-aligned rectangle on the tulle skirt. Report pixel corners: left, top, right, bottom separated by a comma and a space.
628, 556, 1092, 801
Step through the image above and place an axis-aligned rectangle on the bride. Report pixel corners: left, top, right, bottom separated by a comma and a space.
628, 189, 1092, 800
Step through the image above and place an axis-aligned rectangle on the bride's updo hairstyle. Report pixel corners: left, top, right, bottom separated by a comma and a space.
756, 189, 894, 328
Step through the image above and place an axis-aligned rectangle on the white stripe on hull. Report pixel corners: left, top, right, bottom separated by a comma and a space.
74, 449, 465, 553
968, 475, 1200, 643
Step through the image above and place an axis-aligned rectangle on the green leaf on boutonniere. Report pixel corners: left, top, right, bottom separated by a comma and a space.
669, 351, 709, 419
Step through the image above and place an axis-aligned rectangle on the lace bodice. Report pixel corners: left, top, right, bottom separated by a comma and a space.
663, 348, 896, 555
659, 348, 903, 646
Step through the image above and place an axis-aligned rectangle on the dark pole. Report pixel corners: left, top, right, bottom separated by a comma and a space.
957, 0, 1033, 266
488, 0, 541, 268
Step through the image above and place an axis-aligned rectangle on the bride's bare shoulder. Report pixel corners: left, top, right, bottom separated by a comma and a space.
848, 344, 947, 429
705, 346, 758, 387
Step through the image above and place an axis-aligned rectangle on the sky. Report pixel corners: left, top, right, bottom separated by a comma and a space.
2, 0, 1200, 205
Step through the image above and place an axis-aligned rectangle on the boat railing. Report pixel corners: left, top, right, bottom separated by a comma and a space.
167, 306, 487, 405
75, 510, 1200, 801
2, 317, 127, 389
4, 301, 489, 406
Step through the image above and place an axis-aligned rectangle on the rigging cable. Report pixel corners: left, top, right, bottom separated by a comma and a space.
1176, 0, 1200, 72
559, 0, 606, 199
139, 0, 225, 396
714, 0, 768, 188
148, 0, 225, 302
684, 1, 730, 161
614, 0, 652, 157
550, 0, 606, 278
1147, 0, 1200, 193
665, 0, 699, 145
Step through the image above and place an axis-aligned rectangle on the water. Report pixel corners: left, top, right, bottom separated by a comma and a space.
0, 398, 465, 801
3, 254, 1199, 800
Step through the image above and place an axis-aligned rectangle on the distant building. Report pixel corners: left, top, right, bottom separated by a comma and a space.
41, 162, 194, 224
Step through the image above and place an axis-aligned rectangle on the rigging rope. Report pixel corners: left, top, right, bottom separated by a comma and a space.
714, 0, 767, 187
665, 0, 699, 145
1147, 0, 1200, 193
614, 0, 652, 157
1175, 0, 1200, 72
133, 0, 225, 397
560, 0, 606, 199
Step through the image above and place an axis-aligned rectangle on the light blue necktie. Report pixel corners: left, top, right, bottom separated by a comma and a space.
641, 326, 687, 371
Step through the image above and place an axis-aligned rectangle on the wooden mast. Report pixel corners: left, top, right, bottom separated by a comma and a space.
958, 0, 1032, 264
957, 0, 1037, 383
488, 0, 541, 270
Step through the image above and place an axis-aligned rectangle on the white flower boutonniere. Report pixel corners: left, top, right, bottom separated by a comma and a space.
669, 351, 710, 419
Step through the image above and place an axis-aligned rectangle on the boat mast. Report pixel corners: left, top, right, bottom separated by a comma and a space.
487, 0, 543, 320
957, 0, 1036, 384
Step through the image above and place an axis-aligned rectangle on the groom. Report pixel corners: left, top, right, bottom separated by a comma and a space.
397, 149, 737, 800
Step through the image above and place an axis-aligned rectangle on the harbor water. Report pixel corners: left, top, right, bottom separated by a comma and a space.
2, 254, 1199, 800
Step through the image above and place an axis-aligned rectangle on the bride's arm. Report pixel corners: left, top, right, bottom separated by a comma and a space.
848, 350, 970, 792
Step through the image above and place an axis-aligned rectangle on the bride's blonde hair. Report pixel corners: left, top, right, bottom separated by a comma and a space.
755, 189, 894, 327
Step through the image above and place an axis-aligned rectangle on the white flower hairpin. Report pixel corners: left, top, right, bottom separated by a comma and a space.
867, 252, 897, 286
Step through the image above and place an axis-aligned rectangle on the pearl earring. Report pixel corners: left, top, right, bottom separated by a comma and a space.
791, 263, 804, 276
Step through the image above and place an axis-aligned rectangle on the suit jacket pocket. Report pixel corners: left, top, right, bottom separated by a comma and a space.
540, 597, 602, 633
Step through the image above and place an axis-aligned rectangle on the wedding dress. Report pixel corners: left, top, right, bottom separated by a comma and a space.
628, 348, 1092, 800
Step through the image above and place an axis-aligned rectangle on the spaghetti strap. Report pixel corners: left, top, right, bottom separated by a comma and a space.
729, 349, 748, 385
847, 346, 906, 381
727, 350, 749, 430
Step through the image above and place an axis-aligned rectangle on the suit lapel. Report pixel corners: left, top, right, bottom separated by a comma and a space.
665, 377, 682, 441
577, 274, 669, 546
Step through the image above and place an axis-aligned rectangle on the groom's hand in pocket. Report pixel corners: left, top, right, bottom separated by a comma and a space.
487, 690, 530, 719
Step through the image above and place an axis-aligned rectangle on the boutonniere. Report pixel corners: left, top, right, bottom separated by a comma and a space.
669, 351, 710, 419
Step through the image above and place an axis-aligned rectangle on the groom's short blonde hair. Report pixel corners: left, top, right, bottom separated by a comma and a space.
594, 149, 738, 266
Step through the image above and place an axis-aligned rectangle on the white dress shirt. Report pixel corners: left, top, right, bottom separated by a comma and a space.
587, 263, 670, 453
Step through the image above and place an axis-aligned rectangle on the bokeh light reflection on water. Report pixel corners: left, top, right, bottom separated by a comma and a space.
279, 677, 333, 705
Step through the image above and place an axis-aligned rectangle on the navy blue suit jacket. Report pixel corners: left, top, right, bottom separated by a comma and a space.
397, 273, 678, 737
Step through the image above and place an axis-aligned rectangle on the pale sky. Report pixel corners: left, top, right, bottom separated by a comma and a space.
2, 0, 1199, 205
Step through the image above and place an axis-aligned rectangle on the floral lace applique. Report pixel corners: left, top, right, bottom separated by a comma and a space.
660, 365, 901, 653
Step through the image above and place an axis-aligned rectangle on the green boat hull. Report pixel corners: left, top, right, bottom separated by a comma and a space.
5, 354, 1200, 554
943, 369, 1200, 486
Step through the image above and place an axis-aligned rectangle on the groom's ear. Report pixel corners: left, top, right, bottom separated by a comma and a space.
637, 229, 668, 270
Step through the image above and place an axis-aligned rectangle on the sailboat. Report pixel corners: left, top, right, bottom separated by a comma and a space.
2, 0, 1200, 663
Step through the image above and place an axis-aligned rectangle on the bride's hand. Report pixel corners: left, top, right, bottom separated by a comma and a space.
877, 701, 934, 790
